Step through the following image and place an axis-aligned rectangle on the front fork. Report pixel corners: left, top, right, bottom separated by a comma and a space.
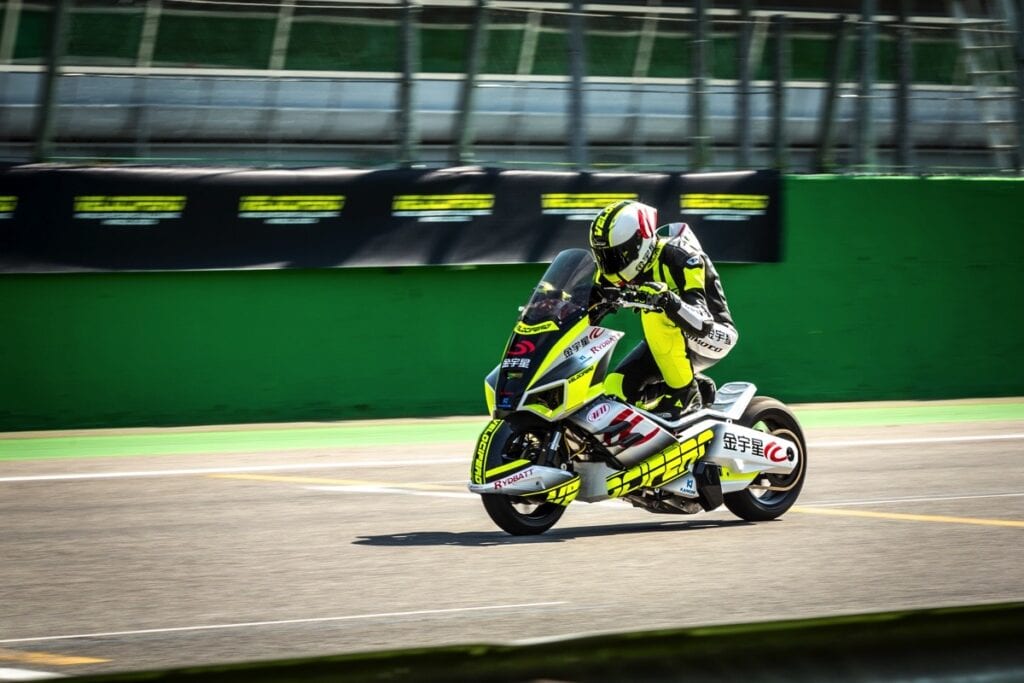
540, 430, 563, 467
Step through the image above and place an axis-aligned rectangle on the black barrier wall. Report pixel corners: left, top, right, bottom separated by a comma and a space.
0, 166, 781, 272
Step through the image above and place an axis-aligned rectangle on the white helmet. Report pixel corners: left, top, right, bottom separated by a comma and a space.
588, 200, 659, 284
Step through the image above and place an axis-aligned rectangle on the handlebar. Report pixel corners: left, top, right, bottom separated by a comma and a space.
601, 286, 664, 313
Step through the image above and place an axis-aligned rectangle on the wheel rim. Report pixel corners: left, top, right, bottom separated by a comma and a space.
748, 423, 805, 508
510, 497, 557, 518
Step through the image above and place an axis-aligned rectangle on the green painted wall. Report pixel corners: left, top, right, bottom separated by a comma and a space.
1, 176, 1022, 431
716, 176, 1024, 403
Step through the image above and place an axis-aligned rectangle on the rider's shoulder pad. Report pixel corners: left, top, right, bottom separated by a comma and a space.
660, 240, 703, 269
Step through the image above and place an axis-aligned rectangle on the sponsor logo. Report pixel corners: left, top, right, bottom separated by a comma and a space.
589, 201, 631, 246
568, 368, 590, 383
392, 194, 494, 222
238, 195, 345, 225
722, 432, 789, 461
684, 327, 733, 355
493, 467, 534, 490
602, 408, 658, 449
589, 336, 616, 355
514, 321, 558, 335
765, 442, 788, 462
607, 428, 715, 497
587, 403, 610, 423
542, 193, 637, 221
508, 340, 536, 356
473, 420, 502, 483
637, 240, 657, 270
543, 476, 581, 506
680, 193, 769, 222
685, 333, 724, 355
0, 195, 16, 219
563, 328, 605, 359
73, 195, 186, 226
501, 357, 531, 370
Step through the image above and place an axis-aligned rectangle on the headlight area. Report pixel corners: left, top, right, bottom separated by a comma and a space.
522, 382, 566, 419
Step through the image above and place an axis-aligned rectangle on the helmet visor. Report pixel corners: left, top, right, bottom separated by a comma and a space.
593, 231, 643, 277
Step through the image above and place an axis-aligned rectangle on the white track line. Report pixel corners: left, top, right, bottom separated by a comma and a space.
811, 433, 1024, 448
0, 602, 567, 645
0, 670, 65, 681
306, 485, 476, 499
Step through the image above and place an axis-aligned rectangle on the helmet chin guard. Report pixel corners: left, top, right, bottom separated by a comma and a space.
588, 200, 659, 283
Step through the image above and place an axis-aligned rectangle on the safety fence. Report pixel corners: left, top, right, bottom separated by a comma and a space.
2, 0, 1022, 173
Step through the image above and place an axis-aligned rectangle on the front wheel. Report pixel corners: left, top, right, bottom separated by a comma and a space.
481, 495, 565, 535
723, 397, 807, 522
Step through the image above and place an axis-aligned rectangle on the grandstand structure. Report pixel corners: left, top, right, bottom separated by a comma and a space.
0, 0, 1021, 172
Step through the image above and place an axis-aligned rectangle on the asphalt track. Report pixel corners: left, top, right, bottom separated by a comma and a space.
1, 398, 1023, 680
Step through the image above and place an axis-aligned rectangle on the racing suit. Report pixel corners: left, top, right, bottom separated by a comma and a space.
602, 223, 738, 412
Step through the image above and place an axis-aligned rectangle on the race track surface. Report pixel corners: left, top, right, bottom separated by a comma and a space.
1, 399, 1023, 679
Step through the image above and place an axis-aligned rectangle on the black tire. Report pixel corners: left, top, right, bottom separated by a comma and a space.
722, 396, 807, 522
481, 494, 565, 536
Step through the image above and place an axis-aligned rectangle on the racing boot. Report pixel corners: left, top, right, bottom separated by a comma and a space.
695, 373, 717, 407
655, 380, 702, 420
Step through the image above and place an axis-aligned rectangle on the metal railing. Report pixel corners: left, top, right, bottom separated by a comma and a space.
1, 0, 1021, 173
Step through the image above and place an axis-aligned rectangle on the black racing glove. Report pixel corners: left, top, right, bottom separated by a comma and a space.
633, 282, 713, 336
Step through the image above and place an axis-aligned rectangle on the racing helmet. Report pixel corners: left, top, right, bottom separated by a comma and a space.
588, 200, 659, 284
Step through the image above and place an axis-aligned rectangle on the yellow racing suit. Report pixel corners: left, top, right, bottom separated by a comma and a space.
601, 223, 738, 411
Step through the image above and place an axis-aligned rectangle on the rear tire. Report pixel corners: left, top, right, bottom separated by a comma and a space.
481, 495, 565, 535
722, 397, 807, 522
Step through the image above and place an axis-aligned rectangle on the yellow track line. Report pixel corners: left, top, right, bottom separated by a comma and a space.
212, 474, 1024, 528
793, 506, 1024, 528
0, 648, 107, 665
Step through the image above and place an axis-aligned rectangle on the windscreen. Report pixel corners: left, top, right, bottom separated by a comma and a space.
519, 249, 597, 328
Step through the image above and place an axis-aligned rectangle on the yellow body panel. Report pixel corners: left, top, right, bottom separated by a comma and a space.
606, 428, 715, 498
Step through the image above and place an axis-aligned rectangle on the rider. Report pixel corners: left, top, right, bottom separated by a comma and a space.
588, 199, 738, 418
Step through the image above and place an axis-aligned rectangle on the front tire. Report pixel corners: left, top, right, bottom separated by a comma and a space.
723, 397, 807, 522
481, 495, 565, 535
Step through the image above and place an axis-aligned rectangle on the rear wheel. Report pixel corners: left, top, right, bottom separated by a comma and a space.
481, 495, 565, 535
723, 397, 807, 521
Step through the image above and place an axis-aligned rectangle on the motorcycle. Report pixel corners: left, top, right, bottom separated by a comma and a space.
468, 248, 807, 535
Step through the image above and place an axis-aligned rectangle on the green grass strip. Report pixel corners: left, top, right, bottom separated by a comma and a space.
0, 420, 484, 462
794, 401, 1024, 428
1, 400, 1021, 462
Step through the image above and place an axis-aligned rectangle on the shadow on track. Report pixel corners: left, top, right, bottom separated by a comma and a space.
354, 518, 753, 547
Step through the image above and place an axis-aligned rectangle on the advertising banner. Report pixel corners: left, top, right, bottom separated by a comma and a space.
0, 166, 781, 273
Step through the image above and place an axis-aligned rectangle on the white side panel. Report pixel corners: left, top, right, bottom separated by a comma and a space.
551, 325, 624, 375
660, 472, 699, 498
467, 465, 575, 496
574, 461, 618, 502
704, 423, 799, 475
